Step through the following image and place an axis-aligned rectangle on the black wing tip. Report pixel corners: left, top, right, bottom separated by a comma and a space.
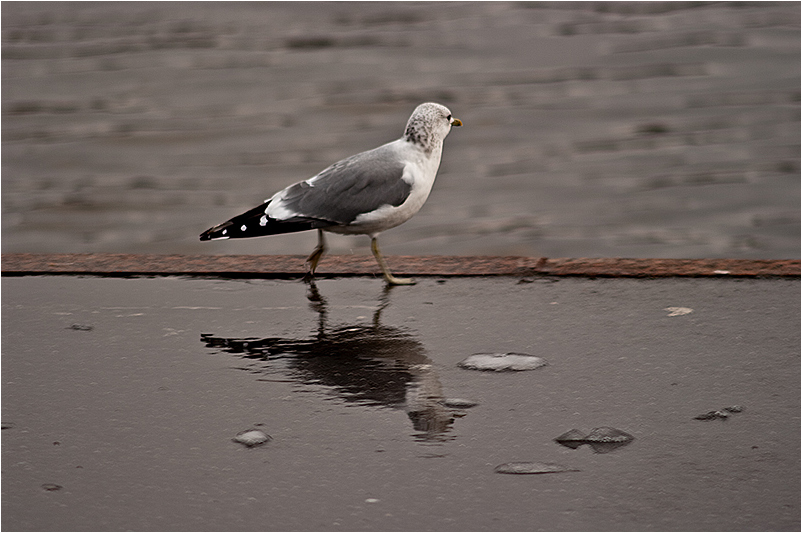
200, 195, 340, 242
200, 216, 336, 241
199, 222, 232, 241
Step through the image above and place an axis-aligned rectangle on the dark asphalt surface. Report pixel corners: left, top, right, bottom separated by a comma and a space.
2, 275, 799, 531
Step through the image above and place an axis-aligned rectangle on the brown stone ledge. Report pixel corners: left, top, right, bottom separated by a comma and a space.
1, 253, 798, 278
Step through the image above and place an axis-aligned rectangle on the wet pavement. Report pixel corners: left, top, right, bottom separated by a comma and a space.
2, 2, 800, 259
2, 274, 799, 531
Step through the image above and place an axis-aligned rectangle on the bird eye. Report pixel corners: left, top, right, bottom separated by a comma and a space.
446, 114, 452, 121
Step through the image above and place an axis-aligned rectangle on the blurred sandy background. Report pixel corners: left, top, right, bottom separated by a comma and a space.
2, 1, 799, 259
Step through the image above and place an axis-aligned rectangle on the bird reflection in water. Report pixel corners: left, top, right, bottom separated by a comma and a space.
201, 281, 463, 441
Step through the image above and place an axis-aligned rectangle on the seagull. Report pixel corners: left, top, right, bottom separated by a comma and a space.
200, 102, 462, 285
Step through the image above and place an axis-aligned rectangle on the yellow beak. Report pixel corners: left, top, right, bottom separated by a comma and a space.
451, 118, 463, 127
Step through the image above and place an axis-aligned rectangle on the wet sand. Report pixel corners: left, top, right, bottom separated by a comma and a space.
2, 276, 800, 531
2, 2, 800, 259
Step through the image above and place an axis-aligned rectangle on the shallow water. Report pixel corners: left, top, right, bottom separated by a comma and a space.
2, 2, 799, 259
2, 276, 799, 531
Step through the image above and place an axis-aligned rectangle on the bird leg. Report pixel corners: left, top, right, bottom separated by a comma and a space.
371, 237, 415, 285
304, 229, 327, 277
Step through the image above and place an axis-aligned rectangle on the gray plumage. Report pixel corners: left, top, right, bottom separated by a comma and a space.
272, 144, 412, 227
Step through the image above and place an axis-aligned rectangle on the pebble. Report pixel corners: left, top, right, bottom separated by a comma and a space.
494, 462, 579, 475
584, 427, 635, 443
440, 398, 479, 409
555, 427, 635, 453
233, 429, 272, 447
695, 405, 744, 420
458, 353, 547, 372
694, 410, 729, 420
554, 428, 587, 443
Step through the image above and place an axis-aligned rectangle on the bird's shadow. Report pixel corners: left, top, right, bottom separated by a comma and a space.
200, 281, 463, 441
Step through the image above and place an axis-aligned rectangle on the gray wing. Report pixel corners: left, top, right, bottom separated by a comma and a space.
276, 144, 412, 225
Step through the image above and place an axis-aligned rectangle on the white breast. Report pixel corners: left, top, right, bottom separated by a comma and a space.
328, 139, 444, 236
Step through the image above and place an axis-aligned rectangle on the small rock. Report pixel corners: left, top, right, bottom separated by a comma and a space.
494, 462, 579, 475
67, 324, 93, 331
440, 398, 479, 409
233, 429, 272, 447
585, 427, 634, 443
458, 353, 547, 372
695, 405, 744, 420
41, 483, 62, 491
555, 427, 634, 453
554, 429, 587, 449
664, 307, 693, 317
694, 410, 729, 420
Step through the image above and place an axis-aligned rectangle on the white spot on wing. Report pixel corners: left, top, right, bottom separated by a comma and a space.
241, 225, 247, 231
265, 191, 301, 220
259, 215, 268, 226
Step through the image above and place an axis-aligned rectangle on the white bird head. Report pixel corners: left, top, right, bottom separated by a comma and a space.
404, 102, 462, 153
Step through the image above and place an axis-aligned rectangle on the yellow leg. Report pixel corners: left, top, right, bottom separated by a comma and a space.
371, 237, 415, 285
304, 230, 326, 276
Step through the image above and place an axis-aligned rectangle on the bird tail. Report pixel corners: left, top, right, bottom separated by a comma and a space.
200, 202, 333, 241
